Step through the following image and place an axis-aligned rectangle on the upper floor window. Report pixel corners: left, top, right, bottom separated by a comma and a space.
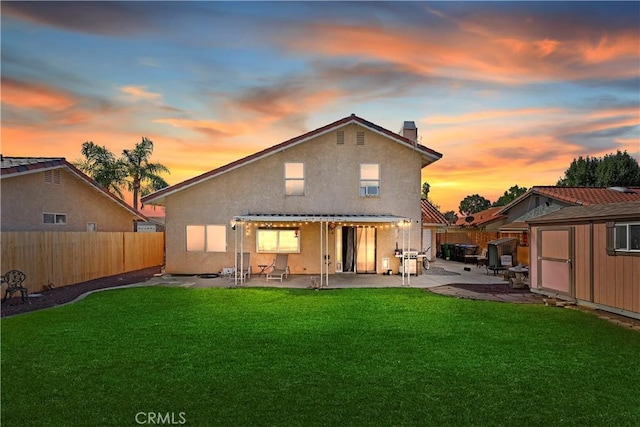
360, 164, 380, 197
285, 162, 305, 196
44, 213, 67, 225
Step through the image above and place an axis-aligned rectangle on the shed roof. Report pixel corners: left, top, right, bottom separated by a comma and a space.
142, 114, 443, 205
1, 156, 147, 221
527, 201, 640, 225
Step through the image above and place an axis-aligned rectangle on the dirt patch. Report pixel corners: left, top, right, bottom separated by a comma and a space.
1, 266, 162, 318
447, 283, 531, 294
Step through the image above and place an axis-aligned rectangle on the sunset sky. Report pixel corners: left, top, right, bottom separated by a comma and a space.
2, 1, 639, 214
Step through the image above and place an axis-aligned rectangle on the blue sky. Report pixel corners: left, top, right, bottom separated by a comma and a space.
2, 1, 639, 212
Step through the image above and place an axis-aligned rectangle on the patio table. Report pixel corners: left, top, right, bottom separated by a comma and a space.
508, 266, 528, 289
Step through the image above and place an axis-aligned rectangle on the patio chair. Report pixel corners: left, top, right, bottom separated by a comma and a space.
266, 254, 290, 282
474, 249, 488, 268
2, 270, 30, 304
228, 252, 251, 282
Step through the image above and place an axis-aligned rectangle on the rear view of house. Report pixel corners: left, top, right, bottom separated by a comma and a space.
142, 114, 442, 278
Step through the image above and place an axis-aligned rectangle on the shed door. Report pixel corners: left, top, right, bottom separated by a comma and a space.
537, 227, 573, 296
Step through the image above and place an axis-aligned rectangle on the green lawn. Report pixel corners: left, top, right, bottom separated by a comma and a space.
2, 287, 639, 426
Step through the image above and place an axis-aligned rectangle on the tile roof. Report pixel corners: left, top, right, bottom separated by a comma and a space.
1, 156, 66, 175
527, 201, 640, 224
421, 199, 447, 225
455, 206, 504, 227
142, 114, 443, 204
499, 186, 640, 214
1, 156, 146, 220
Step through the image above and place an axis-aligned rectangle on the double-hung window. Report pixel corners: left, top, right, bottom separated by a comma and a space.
360, 164, 380, 197
285, 163, 305, 196
186, 225, 227, 252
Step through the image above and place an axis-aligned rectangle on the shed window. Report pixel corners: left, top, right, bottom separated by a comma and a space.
186, 225, 227, 252
608, 222, 640, 255
257, 228, 300, 253
614, 223, 640, 252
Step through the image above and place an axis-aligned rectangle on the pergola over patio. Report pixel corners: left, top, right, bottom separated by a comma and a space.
231, 213, 415, 287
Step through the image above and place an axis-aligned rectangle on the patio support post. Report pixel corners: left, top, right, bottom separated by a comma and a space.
325, 220, 329, 288
239, 222, 244, 285
234, 221, 238, 286
319, 220, 323, 287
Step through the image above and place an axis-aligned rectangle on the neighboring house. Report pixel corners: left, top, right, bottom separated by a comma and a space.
142, 114, 442, 277
421, 199, 447, 260
527, 201, 640, 320
1, 156, 146, 231
497, 186, 640, 246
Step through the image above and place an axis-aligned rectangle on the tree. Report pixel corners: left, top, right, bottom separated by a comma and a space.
459, 194, 491, 216
492, 185, 528, 207
421, 181, 431, 199
121, 137, 170, 212
557, 151, 640, 187
73, 141, 126, 198
74, 137, 169, 212
443, 210, 458, 225
595, 151, 640, 187
557, 155, 598, 186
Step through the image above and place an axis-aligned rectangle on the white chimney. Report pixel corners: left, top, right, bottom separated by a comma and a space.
401, 121, 417, 143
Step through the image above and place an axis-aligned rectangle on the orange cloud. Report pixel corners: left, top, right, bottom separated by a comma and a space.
1, 77, 77, 111
119, 85, 162, 101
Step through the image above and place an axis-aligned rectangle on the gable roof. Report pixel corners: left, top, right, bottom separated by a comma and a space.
421, 199, 447, 225
142, 114, 443, 205
498, 186, 640, 214
455, 206, 505, 227
1, 156, 147, 221
527, 201, 640, 225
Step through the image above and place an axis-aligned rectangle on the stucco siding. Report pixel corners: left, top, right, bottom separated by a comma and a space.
1, 169, 135, 232
164, 124, 424, 274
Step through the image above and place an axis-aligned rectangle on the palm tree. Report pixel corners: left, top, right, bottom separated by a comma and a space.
122, 137, 169, 212
73, 141, 127, 199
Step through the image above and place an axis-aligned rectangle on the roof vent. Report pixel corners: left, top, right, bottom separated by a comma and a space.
608, 186, 634, 193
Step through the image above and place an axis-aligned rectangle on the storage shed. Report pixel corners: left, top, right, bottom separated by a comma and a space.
527, 201, 640, 320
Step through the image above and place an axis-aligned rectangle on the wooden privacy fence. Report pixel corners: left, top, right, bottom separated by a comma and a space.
1, 232, 164, 293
